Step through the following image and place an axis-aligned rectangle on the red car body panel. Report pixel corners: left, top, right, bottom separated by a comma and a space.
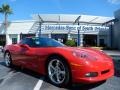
4, 44, 114, 84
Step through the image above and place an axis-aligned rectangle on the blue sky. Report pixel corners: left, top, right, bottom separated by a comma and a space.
0, 0, 120, 21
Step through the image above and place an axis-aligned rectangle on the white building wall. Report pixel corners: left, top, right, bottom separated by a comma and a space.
7, 21, 34, 34
0, 17, 112, 47
8, 34, 18, 44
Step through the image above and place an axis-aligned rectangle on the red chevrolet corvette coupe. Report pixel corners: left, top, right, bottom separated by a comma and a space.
4, 37, 114, 86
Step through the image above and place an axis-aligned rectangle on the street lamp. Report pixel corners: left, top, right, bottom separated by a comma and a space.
74, 16, 81, 46
77, 22, 80, 46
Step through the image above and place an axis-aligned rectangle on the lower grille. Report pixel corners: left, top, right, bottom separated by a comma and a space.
101, 69, 110, 74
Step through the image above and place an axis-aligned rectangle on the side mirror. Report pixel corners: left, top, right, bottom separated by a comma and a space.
20, 44, 30, 50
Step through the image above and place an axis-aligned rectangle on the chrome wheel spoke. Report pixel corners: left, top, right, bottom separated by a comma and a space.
56, 60, 59, 68
50, 72, 56, 80
56, 72, 60, 82
50, 64, 56, 71
59, 71, 65, 75
7, 58, 10, 64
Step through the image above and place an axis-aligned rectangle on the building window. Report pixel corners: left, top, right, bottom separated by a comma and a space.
12, 38, 17, 44
100, 39, 106, 47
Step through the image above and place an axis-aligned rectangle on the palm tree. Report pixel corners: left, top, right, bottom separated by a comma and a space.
0, 4, 12, 45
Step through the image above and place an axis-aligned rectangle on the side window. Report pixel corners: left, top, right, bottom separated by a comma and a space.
26, 38, 34, 47
19, 38, 27, 44
19, 38, 33, 46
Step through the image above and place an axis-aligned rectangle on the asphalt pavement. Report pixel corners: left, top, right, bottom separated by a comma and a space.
0, 51, 120, 90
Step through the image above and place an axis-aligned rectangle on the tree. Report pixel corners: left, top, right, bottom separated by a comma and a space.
65, 40, 76, 47
0, 4, 12, 45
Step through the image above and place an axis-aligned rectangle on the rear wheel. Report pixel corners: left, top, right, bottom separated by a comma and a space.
47, 56, 71, 87
4, 52, 12, 67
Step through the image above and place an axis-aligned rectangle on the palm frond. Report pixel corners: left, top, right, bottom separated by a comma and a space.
0, 4, 13, 14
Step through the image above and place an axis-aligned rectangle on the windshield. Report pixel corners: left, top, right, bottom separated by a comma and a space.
27, 37, 65, 47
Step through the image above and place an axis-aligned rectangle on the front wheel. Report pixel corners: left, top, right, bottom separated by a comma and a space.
4, 52, 12, 67
47, 56, 71, 87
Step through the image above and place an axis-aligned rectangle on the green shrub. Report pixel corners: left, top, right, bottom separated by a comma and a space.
65, 40, 76, 47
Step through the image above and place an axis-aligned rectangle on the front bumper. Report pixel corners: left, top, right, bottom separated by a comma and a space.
71, 61, 114, 84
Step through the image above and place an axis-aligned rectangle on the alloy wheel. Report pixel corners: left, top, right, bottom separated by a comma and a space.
48, 59, 66, 85
5, 53, 11, 67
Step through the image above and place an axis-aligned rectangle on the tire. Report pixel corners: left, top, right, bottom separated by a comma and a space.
47, 56, 71, 87
4, 52, 12, 67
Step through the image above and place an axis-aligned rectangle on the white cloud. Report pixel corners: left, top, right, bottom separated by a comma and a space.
108, 0, 120, 4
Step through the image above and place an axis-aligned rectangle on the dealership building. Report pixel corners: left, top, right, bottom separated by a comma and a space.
113, 9, 120, 50
0, 14, 117, 48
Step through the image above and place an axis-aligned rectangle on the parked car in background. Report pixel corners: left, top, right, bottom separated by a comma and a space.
4, 37, 114, 87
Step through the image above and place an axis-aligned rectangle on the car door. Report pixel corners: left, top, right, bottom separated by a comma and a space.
19, 38, 40, 71
8, 44, 23, 66
11, 38, 30, 66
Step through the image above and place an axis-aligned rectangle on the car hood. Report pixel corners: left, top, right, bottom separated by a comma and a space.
58, 47, 102, 55
58, 46, 112, 62
58, 47, 113, 69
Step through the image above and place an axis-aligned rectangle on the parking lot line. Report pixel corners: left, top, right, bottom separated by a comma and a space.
33, 79, 43, 90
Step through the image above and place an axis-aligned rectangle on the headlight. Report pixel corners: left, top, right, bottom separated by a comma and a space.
73, 51, 88, 58
72, 50, 97, 60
